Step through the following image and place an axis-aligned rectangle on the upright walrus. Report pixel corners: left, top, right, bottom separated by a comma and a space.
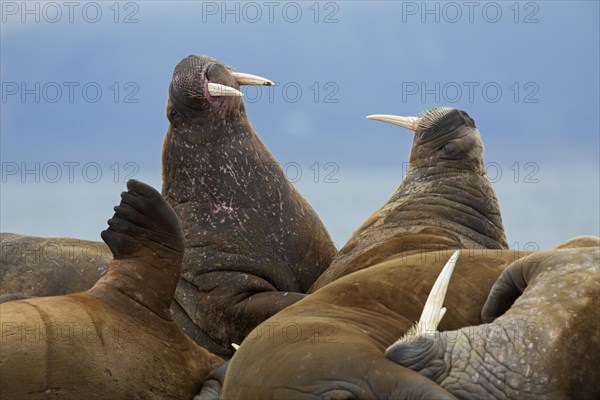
162, 55, 337, 358
0, 180, 223, 399
312, 107, 508, 290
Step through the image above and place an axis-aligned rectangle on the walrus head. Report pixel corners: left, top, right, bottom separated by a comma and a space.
166, 54, 272, 139
368, 107, 484, 173
311, 108, 507, 290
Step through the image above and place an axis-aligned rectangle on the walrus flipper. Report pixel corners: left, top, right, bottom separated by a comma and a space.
0, 180, 224, 400
101, 179, 184, 259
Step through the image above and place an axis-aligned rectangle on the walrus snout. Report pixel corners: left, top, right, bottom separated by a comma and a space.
168, 55, 274, 120
414, 108, 476, 140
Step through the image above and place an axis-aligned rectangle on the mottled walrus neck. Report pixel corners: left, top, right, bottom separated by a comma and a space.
87, 180, 184, 322
162, 54, 269, 206
312, 108, 507, 290
161, 113, 257, 206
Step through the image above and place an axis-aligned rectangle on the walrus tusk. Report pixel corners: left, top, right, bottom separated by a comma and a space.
418, 250, 459, 333
208, 82, 244, 97
232, 72, 274, 86
231, 343, 240, 351
397, 250, 459, 342
366, 114, 421, 131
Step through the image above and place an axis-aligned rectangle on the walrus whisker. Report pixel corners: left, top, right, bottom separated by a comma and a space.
231, 72, 274, 86
207, 82, 244, 97
366, 114, 421, 131
417, 107, 455, 131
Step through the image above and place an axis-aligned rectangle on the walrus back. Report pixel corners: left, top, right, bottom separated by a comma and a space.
0, 293, 221, 400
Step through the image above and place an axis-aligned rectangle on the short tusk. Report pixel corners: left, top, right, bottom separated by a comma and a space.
231, 343, 240, 351
232, 72, 274, 86
208, 82, 244, 97
417, 250, 459, 333
366, 114, 421, 131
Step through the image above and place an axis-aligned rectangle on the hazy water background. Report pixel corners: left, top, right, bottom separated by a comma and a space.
2, 1, 598, 251
2, 164, 598, 251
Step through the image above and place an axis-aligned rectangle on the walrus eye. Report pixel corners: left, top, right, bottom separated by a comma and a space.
440, 142, 459, 158
167, 107, 181, 128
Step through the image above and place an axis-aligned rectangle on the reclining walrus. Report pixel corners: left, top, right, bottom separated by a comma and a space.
221, 238, 599, 399
1, 180, 223, 400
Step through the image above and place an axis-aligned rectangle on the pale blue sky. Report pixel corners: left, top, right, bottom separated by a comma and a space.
1, 1, 599, 250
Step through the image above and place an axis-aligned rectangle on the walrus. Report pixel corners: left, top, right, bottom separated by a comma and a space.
312, 108, 508, 291
387, 238, 600, 399
162, 55, 337, 358
0, 180, 223, 399
220, 249, 531, 399
0, 233, 110, 301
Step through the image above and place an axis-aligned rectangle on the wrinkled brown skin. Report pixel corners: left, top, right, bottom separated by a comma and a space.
221, 250, 530, 399
387, 238, 600, 400
312, 109, 507, 291
0, 180, 223, 400
0, 233, 110, 300
162, 55, 336, 358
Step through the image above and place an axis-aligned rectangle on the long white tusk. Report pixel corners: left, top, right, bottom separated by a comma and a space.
232, 72, 274, 86
385, 251, 459, 354
208, 82, 244, 97
417, 250, 460, 334
231, 343, 240, 351
366, 114, 421, 131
